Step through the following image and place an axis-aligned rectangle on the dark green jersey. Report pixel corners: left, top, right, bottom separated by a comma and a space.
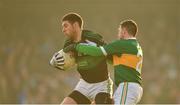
63, 30, 108, 83
76, 38, 143, 86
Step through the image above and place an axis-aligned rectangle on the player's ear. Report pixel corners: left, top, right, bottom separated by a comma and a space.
73, 22, 79, 28
123, 28, 128, 35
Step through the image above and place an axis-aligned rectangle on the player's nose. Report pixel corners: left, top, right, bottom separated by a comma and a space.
62, 28, 65, 33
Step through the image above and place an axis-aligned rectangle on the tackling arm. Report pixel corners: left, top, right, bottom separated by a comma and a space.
76, 40, 122, 56
76, 44, 105, 56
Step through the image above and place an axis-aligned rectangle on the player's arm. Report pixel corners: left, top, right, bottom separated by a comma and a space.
63, 38, 74, 48
75, 44, 104, 56
75, 40, 121, 56
64, 40, 124, 56
78, 40, 137, 56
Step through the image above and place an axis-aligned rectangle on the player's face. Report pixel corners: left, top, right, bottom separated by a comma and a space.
62, 21, 76, 38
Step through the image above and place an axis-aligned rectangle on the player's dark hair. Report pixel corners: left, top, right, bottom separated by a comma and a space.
62, 13, 83, 28
120, 20, 138, 37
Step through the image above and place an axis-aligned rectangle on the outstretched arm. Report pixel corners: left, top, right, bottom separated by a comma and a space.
64, 40, 125, 56
76, 40, 123, 56
76, 44, 105, 56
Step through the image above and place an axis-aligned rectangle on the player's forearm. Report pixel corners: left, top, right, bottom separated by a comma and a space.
76, 44, 104, 56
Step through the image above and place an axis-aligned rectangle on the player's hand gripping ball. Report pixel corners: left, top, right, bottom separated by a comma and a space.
50, 49, 76, 71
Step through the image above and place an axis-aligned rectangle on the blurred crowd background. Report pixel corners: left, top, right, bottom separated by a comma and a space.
0, 0, 179, 104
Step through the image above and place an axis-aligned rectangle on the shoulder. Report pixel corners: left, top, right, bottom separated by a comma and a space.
82, 30, 102, 39
111, 39, 135, 44
106, 39, 134, 48
109, 39, 125, 45
82, 30, 105, 45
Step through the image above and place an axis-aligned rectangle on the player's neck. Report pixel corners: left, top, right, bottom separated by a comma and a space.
73, 29, 82, 42
124, 35, 136, 40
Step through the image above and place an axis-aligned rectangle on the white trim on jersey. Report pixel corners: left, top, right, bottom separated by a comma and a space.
100, 46, 107, 56
85, 39, 97, 46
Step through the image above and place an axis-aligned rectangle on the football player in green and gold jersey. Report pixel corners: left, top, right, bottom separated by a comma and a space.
64, 20, 143, 104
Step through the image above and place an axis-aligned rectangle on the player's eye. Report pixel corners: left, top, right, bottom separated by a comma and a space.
64, 24, 68, 28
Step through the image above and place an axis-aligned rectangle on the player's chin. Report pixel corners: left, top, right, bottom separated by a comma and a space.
64, 33, 72, 38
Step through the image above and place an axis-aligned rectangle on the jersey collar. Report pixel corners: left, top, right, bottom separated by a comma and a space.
125, 37, 136, 40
